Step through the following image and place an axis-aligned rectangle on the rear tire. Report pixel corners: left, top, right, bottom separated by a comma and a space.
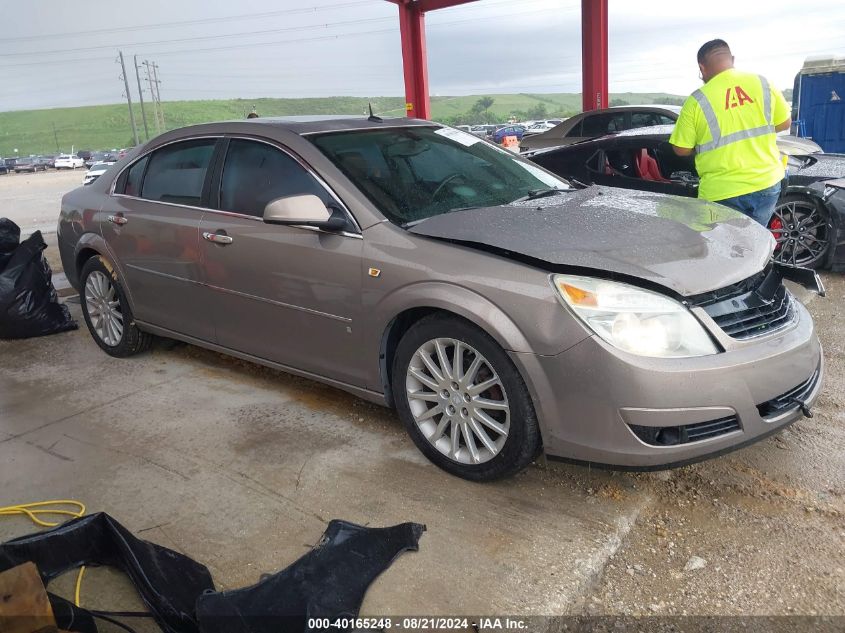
80, 256, 152, 357
392, 314, 541, 481
769, 194, 833, 269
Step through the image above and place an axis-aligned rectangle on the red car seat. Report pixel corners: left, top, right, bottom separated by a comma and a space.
634, 148, 670, 182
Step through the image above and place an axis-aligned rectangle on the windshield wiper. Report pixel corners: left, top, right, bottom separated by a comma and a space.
401, 206, 484, 229
511, 187, 568, 203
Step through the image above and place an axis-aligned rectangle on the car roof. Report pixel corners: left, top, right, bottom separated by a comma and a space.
524, 125, 674, 157
191, 115, 434, 135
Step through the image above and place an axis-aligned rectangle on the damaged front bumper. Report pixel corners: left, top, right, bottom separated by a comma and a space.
509, 292, 823, 470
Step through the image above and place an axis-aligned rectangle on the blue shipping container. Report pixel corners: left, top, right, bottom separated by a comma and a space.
793, 58, 845, 153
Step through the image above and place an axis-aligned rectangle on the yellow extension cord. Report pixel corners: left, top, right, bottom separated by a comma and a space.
0, 500, 87, 606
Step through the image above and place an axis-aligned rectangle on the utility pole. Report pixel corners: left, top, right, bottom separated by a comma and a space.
118, 51, 140, 146
51, 122, 60, 152
134, 55, 150, 141
143, 60, 161, 135
151, 62, 165, 131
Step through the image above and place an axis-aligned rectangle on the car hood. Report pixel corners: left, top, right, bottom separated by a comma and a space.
791, 152, 845, 180
408, 186, 774, 297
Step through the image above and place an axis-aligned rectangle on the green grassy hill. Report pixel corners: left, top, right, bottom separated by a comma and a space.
0, 92, 685, 156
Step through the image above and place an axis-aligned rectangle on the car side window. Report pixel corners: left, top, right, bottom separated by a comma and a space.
631, 112, 659, 128
120, 156, 148, 196
658, 114, 676, 125
140, 139, 216, 206
581, 113, 626, 137
219, 139, 332, 218
564, 121, 583, 137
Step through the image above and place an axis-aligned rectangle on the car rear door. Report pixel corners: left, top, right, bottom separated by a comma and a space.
198, 136, 365, 385
103, 137, 220, 341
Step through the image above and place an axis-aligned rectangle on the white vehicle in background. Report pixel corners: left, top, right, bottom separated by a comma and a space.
55, 154, 84, 169
83, 161, 116, 186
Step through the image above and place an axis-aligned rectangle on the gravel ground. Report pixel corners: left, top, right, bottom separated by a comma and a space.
0, 168, 84, 234
571, 272, 845, 616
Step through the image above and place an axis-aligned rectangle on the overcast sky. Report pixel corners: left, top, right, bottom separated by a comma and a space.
2, 0, 844, 112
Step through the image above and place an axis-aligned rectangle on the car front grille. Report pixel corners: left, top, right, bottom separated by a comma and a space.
629, 415, 741, 446
689, 266, 796, 340
709, 284, 795, 340
757, 368, 820, 418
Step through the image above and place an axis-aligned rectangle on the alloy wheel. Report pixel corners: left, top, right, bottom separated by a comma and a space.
405, 338, 510, 465
769, 199, 831, 267
84, 270, 124, 347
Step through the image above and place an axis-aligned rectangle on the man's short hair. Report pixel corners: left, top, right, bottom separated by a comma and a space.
697, 39, 731, 64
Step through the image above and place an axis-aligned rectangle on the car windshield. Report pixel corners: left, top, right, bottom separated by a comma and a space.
310, 125, 569, 226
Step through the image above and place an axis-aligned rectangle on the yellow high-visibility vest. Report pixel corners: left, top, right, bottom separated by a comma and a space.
669, 69, 789, 202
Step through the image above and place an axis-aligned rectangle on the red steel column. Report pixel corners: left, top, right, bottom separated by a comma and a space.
396, 1, 431, 119
581, 0, 608, 112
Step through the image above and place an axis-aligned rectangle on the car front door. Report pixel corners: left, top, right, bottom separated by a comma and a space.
102, 137, 219, 341
198, 137, 365, 385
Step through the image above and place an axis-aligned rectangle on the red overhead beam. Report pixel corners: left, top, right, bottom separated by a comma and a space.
581, 0, 608, 111
388, 0, 609, 119
387, 0, 479, 119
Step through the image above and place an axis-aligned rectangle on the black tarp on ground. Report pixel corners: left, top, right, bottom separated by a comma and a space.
0, 218, 77, 339
0, 512, 425, 633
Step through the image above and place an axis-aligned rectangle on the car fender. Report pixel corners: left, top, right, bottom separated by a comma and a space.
366, 280, 541, 397
73, 232, 138, 312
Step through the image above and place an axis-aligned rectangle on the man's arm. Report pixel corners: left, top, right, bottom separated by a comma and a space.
668, 97, 698, 157
775, 117, 792, 133
770, 81, 791, 132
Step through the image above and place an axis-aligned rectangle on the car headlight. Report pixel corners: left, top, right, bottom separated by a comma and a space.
552, 274, 718, 358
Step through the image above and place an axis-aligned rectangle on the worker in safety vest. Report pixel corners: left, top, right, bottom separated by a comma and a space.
669, 39, 791, 226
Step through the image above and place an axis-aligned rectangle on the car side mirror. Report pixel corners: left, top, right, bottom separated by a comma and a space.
262, 194, 347, 231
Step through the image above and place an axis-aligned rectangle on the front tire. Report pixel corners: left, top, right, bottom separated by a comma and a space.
80, 256, 152, 357
392, 314, 541, 481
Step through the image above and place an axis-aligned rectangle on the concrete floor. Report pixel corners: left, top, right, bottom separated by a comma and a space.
0, 300, 652, 617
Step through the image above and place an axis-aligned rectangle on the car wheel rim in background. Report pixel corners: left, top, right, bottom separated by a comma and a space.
769, 199, 830, 267
85, 270, 124, 347
406, 338, 510, 465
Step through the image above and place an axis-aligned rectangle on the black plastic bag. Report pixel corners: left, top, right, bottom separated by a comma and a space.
196, 520, 426, 633
0, 512, 425, 633
0, 512, 214, 633
0, 218, 77, 339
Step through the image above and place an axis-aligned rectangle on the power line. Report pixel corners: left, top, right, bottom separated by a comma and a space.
0, 0, 375, 43
0, 15, 397, 59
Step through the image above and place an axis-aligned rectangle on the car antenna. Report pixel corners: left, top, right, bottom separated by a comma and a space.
367, 103, 383, 123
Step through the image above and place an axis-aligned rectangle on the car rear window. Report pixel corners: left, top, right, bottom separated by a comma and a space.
139, 139, 216, 206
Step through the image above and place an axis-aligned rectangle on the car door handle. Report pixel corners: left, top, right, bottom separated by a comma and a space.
202, 231, 233, 245
107, 214, 128, 225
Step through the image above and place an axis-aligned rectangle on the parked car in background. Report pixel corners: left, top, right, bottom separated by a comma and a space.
13, 157, 46, 173
55, 154, 85, 169
77, 150, 93, 162
85, 151, 116, 168
59, 116, 822, 480
520, 105, 681, 151
83, 160, 117, 186
527, 125, 845, 270
35, 156, 55, 169
4, 158, 18, 170
470, 124, 496, 137
492, 124, 527, 143
524, 120, 560, 135
0, 162, 8, 175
